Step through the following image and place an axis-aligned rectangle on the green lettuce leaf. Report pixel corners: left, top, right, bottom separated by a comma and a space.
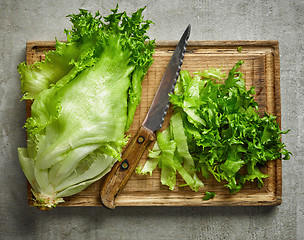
141, 60, 291, 196
203, 191, 216, 201
137, 112, 204, 192
18, 6, 155, 209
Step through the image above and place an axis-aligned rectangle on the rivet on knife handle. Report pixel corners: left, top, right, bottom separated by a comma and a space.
100, 126, 155, 209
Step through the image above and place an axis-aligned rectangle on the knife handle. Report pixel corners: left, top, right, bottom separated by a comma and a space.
100, 125, 155, 209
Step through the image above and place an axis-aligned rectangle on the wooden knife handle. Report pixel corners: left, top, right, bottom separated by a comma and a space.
100, 125, 155, 209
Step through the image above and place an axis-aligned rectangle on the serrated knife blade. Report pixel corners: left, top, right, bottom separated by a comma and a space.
100, 25, 191, 209
143, 24, 191, 132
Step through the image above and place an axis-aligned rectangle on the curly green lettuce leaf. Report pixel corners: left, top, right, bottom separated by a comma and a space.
203, 191, 216, 201
143, 61, 291, 196
188, 61, 290, 193
18, 6, 155, 209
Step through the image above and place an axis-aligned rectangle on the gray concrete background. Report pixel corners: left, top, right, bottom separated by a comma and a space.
0, 0, 303, 239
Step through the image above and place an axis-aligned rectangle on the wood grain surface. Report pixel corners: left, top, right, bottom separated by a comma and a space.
25, 40, 281, 207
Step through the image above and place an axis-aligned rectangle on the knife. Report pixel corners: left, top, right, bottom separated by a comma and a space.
100, 24, 191, 209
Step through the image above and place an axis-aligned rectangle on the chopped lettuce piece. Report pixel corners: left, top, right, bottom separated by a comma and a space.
141, 61, 291, 196
137, 112, 204, 192
203, 191, 216, 201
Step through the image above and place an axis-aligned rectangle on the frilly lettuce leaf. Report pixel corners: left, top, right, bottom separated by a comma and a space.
18, 5, 155, 209
140, 60, 291, 195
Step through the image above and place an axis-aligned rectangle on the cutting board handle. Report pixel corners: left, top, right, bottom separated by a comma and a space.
100, 125, 155, 209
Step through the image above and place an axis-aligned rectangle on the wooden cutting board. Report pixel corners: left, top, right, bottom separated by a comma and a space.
25, 40, 282, 207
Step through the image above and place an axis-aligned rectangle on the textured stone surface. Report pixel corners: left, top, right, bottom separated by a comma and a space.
0, 0, 303, 239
